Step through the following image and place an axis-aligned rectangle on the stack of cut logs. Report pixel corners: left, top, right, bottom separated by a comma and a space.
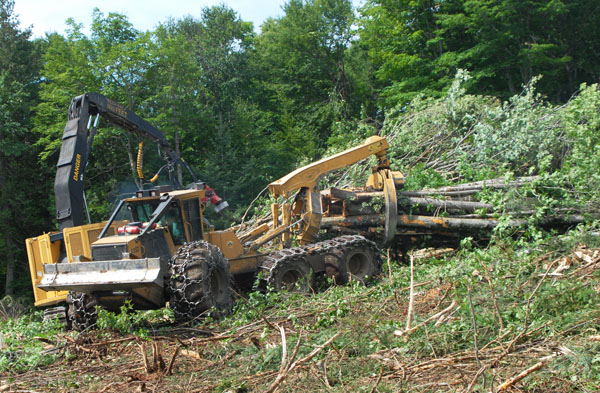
320, 176, 594, 251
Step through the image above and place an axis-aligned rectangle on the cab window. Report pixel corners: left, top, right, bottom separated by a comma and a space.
121, 201, 158, 223
183, 198, 202, 240
160, 203, 186, 245
135, 203, 154, 222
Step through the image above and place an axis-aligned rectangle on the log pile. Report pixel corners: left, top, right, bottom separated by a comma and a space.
320, 176, 595, 251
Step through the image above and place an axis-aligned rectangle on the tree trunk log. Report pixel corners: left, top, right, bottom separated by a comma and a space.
400, 177, 537, 198
398, 196, 492, 212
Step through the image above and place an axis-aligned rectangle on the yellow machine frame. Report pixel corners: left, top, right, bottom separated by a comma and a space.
26, 221, 122, 306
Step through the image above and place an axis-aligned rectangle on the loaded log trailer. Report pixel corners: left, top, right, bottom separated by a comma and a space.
318, 176, 595, 257
26, 93, 401, 330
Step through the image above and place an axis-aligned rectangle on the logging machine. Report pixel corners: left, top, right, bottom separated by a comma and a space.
26, 93, 402, 330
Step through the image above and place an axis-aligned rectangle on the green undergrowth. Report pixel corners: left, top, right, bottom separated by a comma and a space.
0, 310, 64, 372
95, 300, 174, 337
191, 223, 600, 391
2, 224, 600, 391
0, 302, 174, 373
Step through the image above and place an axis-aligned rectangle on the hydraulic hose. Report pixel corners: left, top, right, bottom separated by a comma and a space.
137, 141, 144, 180
138, 141, 161, 183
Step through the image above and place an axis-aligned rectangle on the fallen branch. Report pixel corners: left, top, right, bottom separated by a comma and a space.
369, 366, 384, 393
288, 332, 342, 374
493, 259, 559, 368
495, 353, 559, 391
396, 280, 434, 292
406, 254, 415, 332
401, 176, 538, 197
466, 283, 481, 370
179, 349, 202, 360
88, 337, 137, 347
98, 382, 120, 393
277, 325, 287, 375
434, 305, 458, 327
394, 300, 458, 337
522, 260, 558, 337
266, 332, 341, 393
165, 345, 181, 376
480, 260, 504, 330
266, 332, 303, 393
463, 365, 489, 393
387, 248, 393, 283
320, 351, 333, 389
231, 287, 277, 330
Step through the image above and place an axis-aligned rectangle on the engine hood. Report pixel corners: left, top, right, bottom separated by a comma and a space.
92, 234, 137, 246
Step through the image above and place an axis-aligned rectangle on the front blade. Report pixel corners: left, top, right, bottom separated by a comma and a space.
38, 258, 166, 293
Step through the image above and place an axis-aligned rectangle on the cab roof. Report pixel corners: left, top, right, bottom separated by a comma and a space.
124, 188, 205, 203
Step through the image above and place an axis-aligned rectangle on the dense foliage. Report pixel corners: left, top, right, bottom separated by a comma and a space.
360, 0, 600, 105
0, 0, 599, 298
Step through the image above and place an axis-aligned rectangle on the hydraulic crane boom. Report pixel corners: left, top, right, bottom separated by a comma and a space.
268, 136, 390, 197
263, 136, 403, 245
54, 92, 202, 231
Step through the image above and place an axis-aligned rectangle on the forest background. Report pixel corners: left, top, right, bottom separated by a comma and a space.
1, 0, 599, 298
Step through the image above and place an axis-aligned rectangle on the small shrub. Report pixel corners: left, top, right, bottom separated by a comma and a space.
96, 301, 173, 336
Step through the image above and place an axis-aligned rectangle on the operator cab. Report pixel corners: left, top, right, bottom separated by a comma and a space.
96, 187, 209, 250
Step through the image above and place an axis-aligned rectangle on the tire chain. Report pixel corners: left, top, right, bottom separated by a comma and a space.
67, 291, 98, 331
304, 235, 383, 277
259, 235, 382, 289
257, 246, 308, 291
168, 241, 227, 321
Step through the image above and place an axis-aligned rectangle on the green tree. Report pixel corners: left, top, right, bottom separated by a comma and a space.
147, 7, 308, 214
144, 8, 265, 210
144, 19, 206, 186
359, 0, 600, 106
171, 7, 255, 183
255, 0, 364, 156
0, 0, 46, 295
457, 0, 571, 99
360, 0, 468, 106
549, 0, 600, 96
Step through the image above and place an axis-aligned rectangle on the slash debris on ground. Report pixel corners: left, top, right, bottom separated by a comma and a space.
1, 242, 599, 392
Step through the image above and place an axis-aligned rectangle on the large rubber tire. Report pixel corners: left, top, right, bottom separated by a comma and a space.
258, 248, 314, 293
168, 241, 234, 322
326, 235, 382, 285
67, 291, 98, 332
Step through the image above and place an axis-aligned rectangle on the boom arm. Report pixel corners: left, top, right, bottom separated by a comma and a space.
54, 92, 200, 230
268, 136, 390, 197
262, 136, 399, 245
